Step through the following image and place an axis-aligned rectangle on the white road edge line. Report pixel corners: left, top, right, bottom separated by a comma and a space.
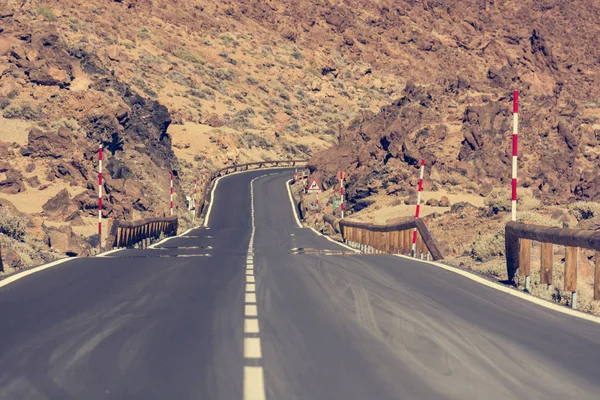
393, 254, 600, 325
285, 179, 303, 228
1, 225, 203, 289
308, 227, 360, 254
0, 258, 76, 289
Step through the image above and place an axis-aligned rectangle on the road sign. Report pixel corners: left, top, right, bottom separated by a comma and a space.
307, 179, 321, 192
332, 199, 341, 210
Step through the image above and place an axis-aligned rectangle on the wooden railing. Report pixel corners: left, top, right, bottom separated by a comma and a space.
105, 216, 178, 250
324, 216, 444, 260
196, 159, 308, 218
505, 221, 600, 308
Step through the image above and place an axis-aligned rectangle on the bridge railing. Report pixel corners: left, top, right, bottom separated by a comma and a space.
324, 215, 444, 261
505, 221, 600, 308
105, 216, 178, 250
196, 159, 308, 218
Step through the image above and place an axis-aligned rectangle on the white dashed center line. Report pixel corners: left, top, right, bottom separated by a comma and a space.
244, 176, 266, 400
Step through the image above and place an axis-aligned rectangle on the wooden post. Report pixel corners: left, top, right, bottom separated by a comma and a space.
540, 242, 553, 286
404, 230, 411, 254
564, 246, 578, 293
594, 252, 600, 301
518, 238, 531, 278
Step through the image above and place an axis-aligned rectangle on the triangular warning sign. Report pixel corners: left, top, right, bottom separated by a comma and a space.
307, 179, 321, 192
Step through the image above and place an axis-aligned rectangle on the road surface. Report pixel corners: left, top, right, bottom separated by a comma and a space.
0, 169, 599, 399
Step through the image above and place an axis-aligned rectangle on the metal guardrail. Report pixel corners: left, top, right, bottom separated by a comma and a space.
323, 215, 444, 261
505, 221, 600, 306
105, 216, 178, 250
196, 159, 308, 219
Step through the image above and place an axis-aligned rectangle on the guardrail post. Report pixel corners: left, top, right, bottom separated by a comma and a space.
505, 227, 520, 281
520, 238, 531, 291
417, 232, 424, 259
565, 246, 578, 309
540, 242, 553, 290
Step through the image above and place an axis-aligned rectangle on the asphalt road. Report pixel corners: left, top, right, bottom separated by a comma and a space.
0, 169, 599, 399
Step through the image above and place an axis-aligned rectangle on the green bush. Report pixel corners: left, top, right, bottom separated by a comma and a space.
0, 210, 28, 241
568, 202, 600, 221
471, 228, 505, 262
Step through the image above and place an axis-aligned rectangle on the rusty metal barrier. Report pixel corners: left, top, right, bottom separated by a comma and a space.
105, 216, 178, 251
328, 217, 444, 261
196, 159, 308, 219
505, 221, 600, 307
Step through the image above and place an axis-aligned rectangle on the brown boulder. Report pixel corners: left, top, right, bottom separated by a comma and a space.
42, 189, 77, 219
439, 196, 450, 207
47, 226, 87, 256
20, 128, 73, 159
0, 244, 22, 271
25, 175, 40, 188
0, 169, 24, 194
425, 198, 440, 207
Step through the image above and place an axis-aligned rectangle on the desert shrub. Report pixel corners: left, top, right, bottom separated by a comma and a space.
246, 76, 258, 85
2, 102, 42, 120
220, 33, 239, 47
471, 228, 505, 262
0, 210, 28, 241
214, 68, 235, 81
568, 202, 600, 221
286, 122, 300, 132
37, 6, 57, 21
290, 51, 304, 60
121, 40, 136, 49
137, 27, 152, 40
189, 88, 215, 100
0, 97, 9, 110
513, 211, 562, 227
7, 88, 20, 99
173, 48, 205, 64
239, 132, 272, 149
485, 187, 540, 214
226, 108, 256, 129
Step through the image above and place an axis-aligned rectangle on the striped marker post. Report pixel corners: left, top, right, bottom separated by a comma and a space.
512, 90, 519, 222
98, 144, 103, 246
339, 170, 345, 219
170, 172, 174, 216
512, 90, 529, 290
411, 159, 425, 257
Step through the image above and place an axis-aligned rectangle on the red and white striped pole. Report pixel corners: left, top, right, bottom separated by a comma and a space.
339, 170, 345, 219
170, 172, 174, 216
411, 159, 425, 257
98, 144, 103, 243
512, 90, 519, 222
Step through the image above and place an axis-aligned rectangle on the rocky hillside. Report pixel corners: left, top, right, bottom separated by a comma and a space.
0, 0, 410, 268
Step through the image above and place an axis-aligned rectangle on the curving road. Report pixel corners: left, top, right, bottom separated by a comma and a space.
0, 169, 599, 399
